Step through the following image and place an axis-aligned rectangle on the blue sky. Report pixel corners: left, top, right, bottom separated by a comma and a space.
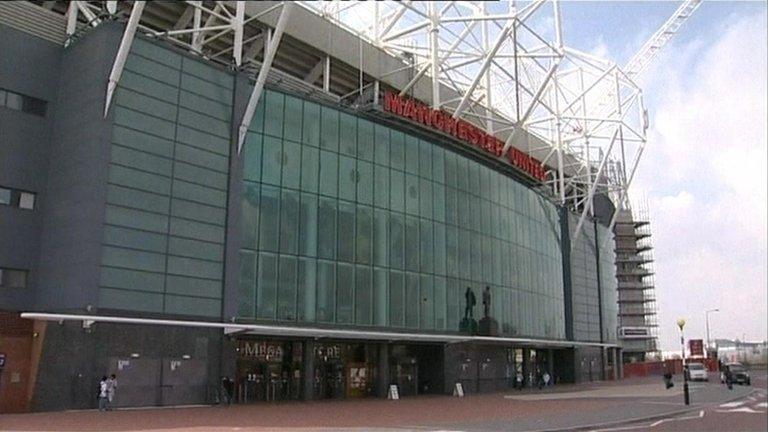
553, 1, 768, 352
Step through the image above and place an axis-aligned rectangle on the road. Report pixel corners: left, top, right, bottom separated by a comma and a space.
588, 369, 768, 432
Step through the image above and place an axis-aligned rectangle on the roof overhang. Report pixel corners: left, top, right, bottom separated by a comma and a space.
20, 312, 618, 349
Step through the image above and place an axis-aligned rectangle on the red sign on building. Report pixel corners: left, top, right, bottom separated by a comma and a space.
382, 91, 548, 182
689, 339, 704, 357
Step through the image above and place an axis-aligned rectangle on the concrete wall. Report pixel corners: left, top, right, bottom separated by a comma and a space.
35, 22, 122, 312
0, 24, 61, 311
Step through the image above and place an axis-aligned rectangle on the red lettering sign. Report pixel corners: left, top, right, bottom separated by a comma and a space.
382, 91, 547, 181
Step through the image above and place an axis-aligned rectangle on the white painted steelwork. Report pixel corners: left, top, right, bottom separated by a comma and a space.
20, 313, 619, 348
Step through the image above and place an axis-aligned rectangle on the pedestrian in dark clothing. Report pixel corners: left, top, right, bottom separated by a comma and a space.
663, 370, 674, 389
724, 366, 734, 390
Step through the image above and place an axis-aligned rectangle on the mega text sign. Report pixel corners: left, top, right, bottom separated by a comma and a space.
383, 91, 547, 182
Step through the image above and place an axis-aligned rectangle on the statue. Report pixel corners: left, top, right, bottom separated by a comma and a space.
464, 287, 476, 319
478, 285, 499, 337
482, 286, 491, 318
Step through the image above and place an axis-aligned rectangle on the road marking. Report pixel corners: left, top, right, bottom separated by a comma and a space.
719, 401, 745, 408
756, 402, 768, 408
716, 407, 764, 414
648, 410, 705, 427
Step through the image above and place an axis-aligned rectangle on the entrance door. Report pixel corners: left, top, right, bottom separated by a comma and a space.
160, 358, 207, 406
107, 357, 161, 407
315, 361, 345, 399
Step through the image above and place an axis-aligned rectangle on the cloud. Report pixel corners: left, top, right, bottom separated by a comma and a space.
632, 10, 768, 351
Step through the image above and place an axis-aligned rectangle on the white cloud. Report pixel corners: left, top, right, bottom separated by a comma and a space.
633, 11, 768, 351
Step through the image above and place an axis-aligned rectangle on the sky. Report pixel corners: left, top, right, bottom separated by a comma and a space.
555, 1, 767, 351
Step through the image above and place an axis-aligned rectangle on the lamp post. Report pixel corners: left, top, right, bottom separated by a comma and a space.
705, 309, 719, 352
677, 318, 690, 405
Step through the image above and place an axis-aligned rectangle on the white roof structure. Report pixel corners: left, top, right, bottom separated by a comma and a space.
25, 0, 658, 243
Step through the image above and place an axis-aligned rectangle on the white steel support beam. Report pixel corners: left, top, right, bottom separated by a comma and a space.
65, 1, 78, 42
323, 55, 331, 92
191, 1, 202, 52
237, 2, 293, 154
104, 1, 146, 118
429, 2, 440, 108
304, 57, 325, 85
233, 1, 245, 66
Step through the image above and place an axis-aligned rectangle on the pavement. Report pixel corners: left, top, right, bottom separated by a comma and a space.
1, 370, 765, 432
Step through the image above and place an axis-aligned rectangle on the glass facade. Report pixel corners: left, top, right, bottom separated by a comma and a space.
597, 223, 618, 343
238, 89, 565, 339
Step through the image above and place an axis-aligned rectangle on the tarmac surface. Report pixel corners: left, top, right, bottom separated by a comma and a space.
1, 371, 765, 432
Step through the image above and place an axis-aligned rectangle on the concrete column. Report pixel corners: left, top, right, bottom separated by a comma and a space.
617, 349, 624, 379
377, 343, 390, 398
602, 348, 610, 381
611, 348, 619, 381
522, 348, 531, 387
302, 340, 315, 401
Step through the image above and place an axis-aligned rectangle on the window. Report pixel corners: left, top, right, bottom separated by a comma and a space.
0, 186, 36, 210
0, 268, 28, 289
0, 88, 47, 116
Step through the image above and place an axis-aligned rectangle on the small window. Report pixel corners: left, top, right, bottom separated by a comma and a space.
0, 187, 10, 205
18, 192, 35, 210
5, 92, 23, 110
0, 268, 28, 289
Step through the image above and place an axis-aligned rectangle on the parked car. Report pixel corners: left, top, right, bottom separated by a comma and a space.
687, 362, 708, 381
720, 362, 751, 385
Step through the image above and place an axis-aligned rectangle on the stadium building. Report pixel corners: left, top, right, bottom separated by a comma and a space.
0, 1, 653, 412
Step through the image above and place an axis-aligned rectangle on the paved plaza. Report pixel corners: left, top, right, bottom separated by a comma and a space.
1, 372, 765, 432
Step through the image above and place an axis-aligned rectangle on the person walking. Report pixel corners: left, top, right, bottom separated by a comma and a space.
515, 371, 524, 390
106, 374, 118, 410
98, 376, 109, 412
724, 365, 734, 390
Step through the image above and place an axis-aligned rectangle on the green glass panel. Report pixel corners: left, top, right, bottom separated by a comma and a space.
278, 255, 297, 320
357, 119, 374, 162
405, 272, 419, 328
302, 101, 320, 146
165, 295, 220, 317
405, 174, 419, 216
180, 74, 231, 104
355, 266, 372, 325
404, 135, 419, 175
389, 270, 404, 327
101, 246, 166, 273
175, 143, 229, 173
316, 260, 336, 323
166, 275, 222, 298
100, 267, 165, 293
318, 197, 336, 259
336, 263, 354, 324
299, 145, 319, 193
261, 136, 282, 186
105, 205, 168, 234
99, 288, 163, 313
174, 162, 228, 190
176, 125, 229, 156
182, 57, 233, 89
170, 218, 224, 243
419, 274, 433, 330
389, 170, 404, 212
357, 160, 373, 206
131, 39, 181, 68
389, 213, 404, 269
284, 95, 303, 143
373, 164, 389, 209
297, 257, 317, 322
404, 216, 419, 272
120, 71, 178, 104
299, 193, 318, 257
339, 112, 357, 156
259, 185, 280, 252
125, 54, 180, 86
279, 190, 299, 254
106, 184, 169, 214
373, 210, 388, 267
337, 200, 355, 262
168, 237, 223, 261
320, 106, 339, 151
319, 150, 338, 197
116, 88, 177, 121
167, 256, 222, 280
374, 124, 390, 166
419, 139, 432, 179
112, 125, 174, 158
114, 107, 176, 140
419, 178, 432, 219
355, 206, 372, 265
339, 155, 356, 202
419, 219, 433, 273
173, 180, 226, 208
257, 252, 278, 319
264, 90, 285, 138
373, 268, 388, 327
282, 140, 301, 189
103, 226, 166, 253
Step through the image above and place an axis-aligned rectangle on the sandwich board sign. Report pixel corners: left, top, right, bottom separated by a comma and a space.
387, 384, 399, 400
453, 382, 465, 397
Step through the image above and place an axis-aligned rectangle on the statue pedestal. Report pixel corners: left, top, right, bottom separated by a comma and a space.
478, 317, 499, 336
459, 318, 478, 335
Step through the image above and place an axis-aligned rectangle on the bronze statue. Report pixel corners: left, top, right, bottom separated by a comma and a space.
464, 287, 476, 319
483, 286, 491, 318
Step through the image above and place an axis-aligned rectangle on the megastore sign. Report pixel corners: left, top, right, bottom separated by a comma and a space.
382, 91, 547, 182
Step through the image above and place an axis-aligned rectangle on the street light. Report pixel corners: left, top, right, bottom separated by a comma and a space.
677, 318, 690, 405
705, 308, 719, 352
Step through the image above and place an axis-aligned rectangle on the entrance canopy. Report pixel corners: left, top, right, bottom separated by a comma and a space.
21, 312, 617, 349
